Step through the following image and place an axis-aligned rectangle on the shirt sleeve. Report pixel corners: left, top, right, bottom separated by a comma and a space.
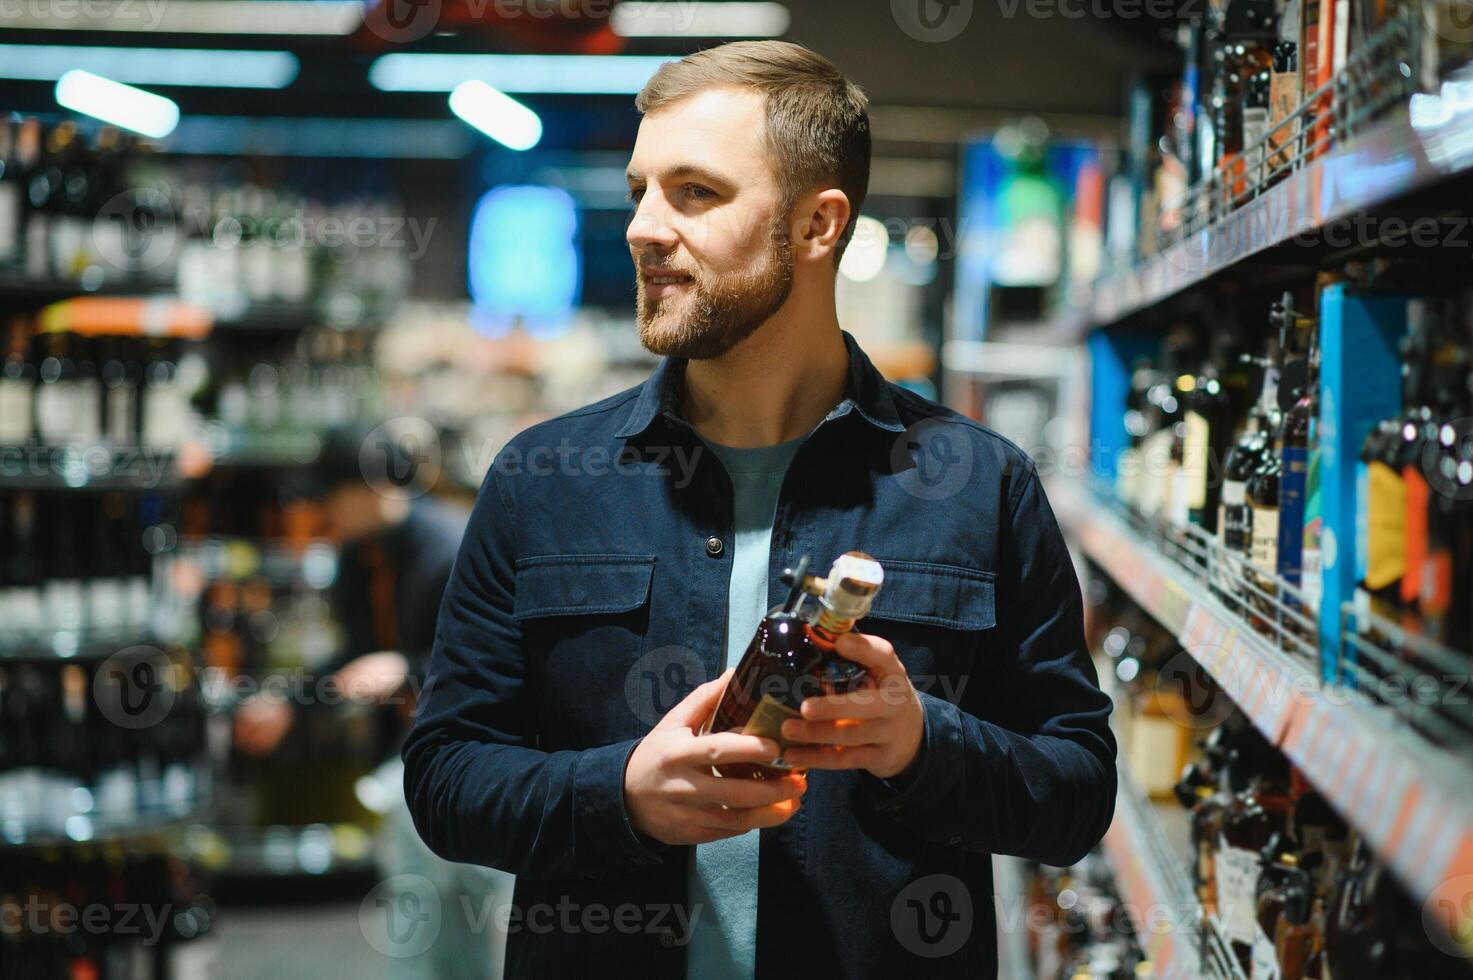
400, 462, 671, 880
861, 462, 1118, 867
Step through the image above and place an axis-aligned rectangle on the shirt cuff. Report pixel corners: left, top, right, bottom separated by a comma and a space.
862, 691, 964, 815
573, 737, 671, 872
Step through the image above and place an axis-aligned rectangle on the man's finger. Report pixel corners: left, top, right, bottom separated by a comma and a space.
698, 798, 802, 832
833, 632, 904, 676
678, 730, 782, 766
782, 717, 881, 746
799, 690, 897, 721
655, 668, 734, 731
781, 744, 883, 771
693, 772, 806, 809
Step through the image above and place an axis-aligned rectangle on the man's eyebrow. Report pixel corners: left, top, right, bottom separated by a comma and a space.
624, 164, 732, 186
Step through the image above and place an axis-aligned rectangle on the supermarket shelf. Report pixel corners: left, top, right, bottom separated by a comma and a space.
1102, 762, 1244, 980
0, 271, 166, 308
1, 795, 210, 848
1052, 479, 1473, 938
1051, 79, 1473, 337
0, 625, 166, 660
214, 823, 378, 878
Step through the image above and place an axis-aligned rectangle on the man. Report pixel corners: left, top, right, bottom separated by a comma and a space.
232, 423, 512, 979
404, 40, 1115, 980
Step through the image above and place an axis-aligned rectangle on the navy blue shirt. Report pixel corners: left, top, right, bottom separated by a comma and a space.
402, 332, 1116, 980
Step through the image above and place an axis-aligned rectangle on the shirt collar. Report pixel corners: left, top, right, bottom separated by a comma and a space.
614, 330, 906, 439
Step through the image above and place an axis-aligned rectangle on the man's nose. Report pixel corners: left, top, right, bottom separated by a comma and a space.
626, 195, 678, 253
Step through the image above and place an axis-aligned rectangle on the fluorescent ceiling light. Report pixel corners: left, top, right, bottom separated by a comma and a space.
0, 44, 299, 88
0, 0, 361, 34
371, 54, 672, 95
613, 2, 789, 37
450, 81, 543, 151
56, 70, 180, 139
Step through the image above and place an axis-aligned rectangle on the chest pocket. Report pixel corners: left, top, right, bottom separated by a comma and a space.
863, 560, 995, 700
513, 554, 657, 744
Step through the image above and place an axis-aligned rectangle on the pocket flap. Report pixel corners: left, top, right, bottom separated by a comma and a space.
866, 559, 996, 630
513, 554, 657, 620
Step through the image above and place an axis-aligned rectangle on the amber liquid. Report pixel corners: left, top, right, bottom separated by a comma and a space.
704, 612, 867, 779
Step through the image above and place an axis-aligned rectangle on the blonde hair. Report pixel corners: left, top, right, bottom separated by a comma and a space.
636, 40, 871, 258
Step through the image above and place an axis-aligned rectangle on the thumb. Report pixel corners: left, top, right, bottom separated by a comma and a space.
656, 668, 733, 731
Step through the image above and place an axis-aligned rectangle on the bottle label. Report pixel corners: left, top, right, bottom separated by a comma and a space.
0, 183, 18, 263
740, 694, 801, 766
1251, 924, 1281, 979
1365, 461, 1406, 591
0, 378, 31, 443
1184, 410, 1211, 510
1279, 445, 1308, 582
1401, 466, 1429, 606
1251, 505, 1279, 575
107, 384, 135, 446
1215, 841, 1261, 945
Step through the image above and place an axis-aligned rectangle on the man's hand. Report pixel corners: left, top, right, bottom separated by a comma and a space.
234, 694, 295, 757
332, 650, 410, 705
779, 632, 926, 779
625, 669, 808, 846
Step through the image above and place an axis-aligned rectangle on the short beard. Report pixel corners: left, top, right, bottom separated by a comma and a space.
636, 216, 794, 361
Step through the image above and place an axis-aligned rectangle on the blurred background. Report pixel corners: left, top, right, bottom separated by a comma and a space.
5, 0, 1473, 978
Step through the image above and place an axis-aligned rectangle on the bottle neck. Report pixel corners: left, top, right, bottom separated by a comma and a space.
807, 605, 858, 649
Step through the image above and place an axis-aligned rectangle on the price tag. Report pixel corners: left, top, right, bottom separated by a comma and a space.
1251, 926, 1280, 979
1215, 841, 1261, 946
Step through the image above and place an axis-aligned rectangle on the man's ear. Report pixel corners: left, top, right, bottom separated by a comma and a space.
795, 189, 852, 266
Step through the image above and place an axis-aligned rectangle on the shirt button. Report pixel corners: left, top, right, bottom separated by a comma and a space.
704, 536, 724, 558
948, 835, 962, 845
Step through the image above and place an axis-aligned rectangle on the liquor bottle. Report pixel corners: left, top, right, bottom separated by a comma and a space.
1220, 788, 1290, 972
100, 336, 142, 446
141, 337, 191, 449
1211, 0, 1275, 197
34, 331, 102, 446
0, 317, 34, 446
0, 116, 19, 267
1266, 23, 1300, 178
1354, 416, 1405, 627
1275, 294, 1317, 592
704, 553, 883, 780
24, 119, 58, 280
5, 491, 44, 637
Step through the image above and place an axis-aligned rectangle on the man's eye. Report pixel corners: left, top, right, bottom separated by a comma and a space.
627, 188, 645, 205
685, 184, 714, 200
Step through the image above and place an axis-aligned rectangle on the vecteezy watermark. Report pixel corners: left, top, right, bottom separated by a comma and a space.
361, 875, 443, 959
892, 874, 973, 957
891, 0, 974, 42
361, 417, 444, 501
458, 435, 707, 491
0, 896, 194, 946
1153, 645, 1238, 731
625, 646, 710, 727
93, 646, 180, 730
365, 0, 633, 43
994, 0, 1194, 18
359, 874, 705, 958
1421, 417, 1473, 504
0, 444, 173, 488
1424, 873, 1473, 958
0, 0, 170, 30
90, 188, 438, 276
1425, 0, 1473, 44
891, 418, 976, 502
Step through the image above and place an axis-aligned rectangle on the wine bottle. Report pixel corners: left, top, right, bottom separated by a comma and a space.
704, 552, 883, 780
